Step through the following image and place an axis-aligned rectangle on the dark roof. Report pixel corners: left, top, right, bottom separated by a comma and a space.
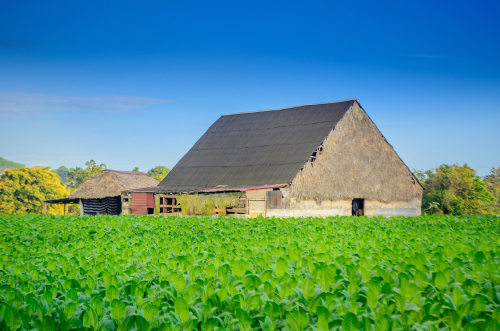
44, 197, 80, 204
158, 99, 356, 193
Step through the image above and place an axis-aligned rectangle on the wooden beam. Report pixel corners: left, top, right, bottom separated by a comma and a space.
64, 204, 66, 215
79, 199, 84, 216
226, 207, 246, 213
44, 203, 47, 215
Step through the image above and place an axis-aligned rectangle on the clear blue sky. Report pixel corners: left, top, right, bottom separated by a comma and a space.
1, 0, 499, 175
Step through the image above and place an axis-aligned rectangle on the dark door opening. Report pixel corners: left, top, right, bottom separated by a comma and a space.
352, 199, 364, 216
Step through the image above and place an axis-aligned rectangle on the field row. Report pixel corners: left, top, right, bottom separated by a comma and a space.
1, 214, 500, 331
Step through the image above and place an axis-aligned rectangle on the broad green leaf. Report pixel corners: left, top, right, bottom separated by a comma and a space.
204, 264, 216, 277
160, 264, 168, 278
236, 308, 251, 324
106, 285, 120, 302
216, 287, 227, 301
232, 260, 248, 278
342, 312, 359, 331
375, 315, 392, 331
174, 297, 190, 324
82, 307, 98, 330
435, 271, 447, 291
34, 315, 55, 331
63, 303, 77, 320
143, 303, 159, 323
65, 288, 78, 303
316, 315, 330, 331
3, 305, 22, 331
174, 274, 186, 292
117, 315, 137, 331
264, 301, 281, 318
367, 288, 378, 310
302, 278, 315, 300
276, 257, 288, 278
111, 299, 127, 323
134, 315, 151, 331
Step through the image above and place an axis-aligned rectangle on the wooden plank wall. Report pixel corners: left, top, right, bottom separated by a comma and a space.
246, 188, 272, 217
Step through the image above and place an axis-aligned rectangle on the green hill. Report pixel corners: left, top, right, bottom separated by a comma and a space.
0, 157, 25, 173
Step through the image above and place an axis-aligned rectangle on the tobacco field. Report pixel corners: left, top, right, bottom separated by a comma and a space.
1, 215, 500, 331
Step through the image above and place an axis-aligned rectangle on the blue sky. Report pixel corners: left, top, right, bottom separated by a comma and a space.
1, 0, 499, 175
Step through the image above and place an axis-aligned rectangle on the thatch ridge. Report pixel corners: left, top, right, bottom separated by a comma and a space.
290, 101, 422, 203
68, 170, 159, 199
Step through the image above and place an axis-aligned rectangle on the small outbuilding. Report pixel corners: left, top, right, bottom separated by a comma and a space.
45, 170, 158, 215
124, 99, 423, 217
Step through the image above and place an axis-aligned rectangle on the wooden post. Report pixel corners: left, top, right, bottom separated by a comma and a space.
79, 199, 84, 216
64, 204, 66, 215
44, 203, 47, 215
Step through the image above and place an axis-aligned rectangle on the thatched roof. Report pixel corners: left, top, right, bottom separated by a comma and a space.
68, 170, 159, 199
159, 99, 355, 192
290, 102, 422, 202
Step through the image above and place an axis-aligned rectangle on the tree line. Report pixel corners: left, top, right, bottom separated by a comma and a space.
415, 164, 500, 215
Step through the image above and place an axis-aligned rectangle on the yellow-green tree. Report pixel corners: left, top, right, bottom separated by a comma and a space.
0, 166, 69, 214
147, 166, 170, 181
418, 164, 496, 215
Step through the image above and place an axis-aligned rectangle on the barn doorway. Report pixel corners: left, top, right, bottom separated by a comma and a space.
352, 199, 364, 216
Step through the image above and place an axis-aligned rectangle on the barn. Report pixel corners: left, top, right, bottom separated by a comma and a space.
123, 99, 422, 217
45, 170, 158, 215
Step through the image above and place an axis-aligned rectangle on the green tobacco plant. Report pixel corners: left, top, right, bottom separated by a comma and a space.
0, 214, 499, 331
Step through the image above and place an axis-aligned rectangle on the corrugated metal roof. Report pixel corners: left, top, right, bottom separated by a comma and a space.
158, 100, 355, 193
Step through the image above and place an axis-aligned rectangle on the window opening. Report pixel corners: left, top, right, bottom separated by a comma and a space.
159, 196, 181, 214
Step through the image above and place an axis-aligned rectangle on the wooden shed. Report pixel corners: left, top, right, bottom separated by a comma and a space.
124, 99, 422, 217
46, 170, 158, 215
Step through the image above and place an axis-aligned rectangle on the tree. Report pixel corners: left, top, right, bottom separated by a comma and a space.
484, 166, 500, 212
66, 160, 107, 189
0, 166, 69, 214
133, 167, 140, 172
418, 164, 496, 216
147, 166, 170, 182
57, 166, 69, 183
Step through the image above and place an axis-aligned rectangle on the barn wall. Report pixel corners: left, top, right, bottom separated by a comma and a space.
267, 198, 352, 217
364, 198, 421, 216
289, 101, 422, 214
176, 193, 244, 216
121, 192, 132, 215
267, 198, 421, 217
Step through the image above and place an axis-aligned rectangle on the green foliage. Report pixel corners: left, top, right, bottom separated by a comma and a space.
56, 166, 69, 184
0, 157, 25, 173
485, 166, 500, 212
1, 214, 500, 331
147, 166, 170, 182
132, 167, 140, 172
66, 160, 107, 189
416, 164, 497, 215
0, 166, 69, 214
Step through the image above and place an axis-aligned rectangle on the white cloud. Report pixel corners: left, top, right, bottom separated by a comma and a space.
0, 92, 174, 119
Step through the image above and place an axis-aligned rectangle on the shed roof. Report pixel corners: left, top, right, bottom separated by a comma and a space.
158, 99, 356, 193
68, 170, 159, 199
